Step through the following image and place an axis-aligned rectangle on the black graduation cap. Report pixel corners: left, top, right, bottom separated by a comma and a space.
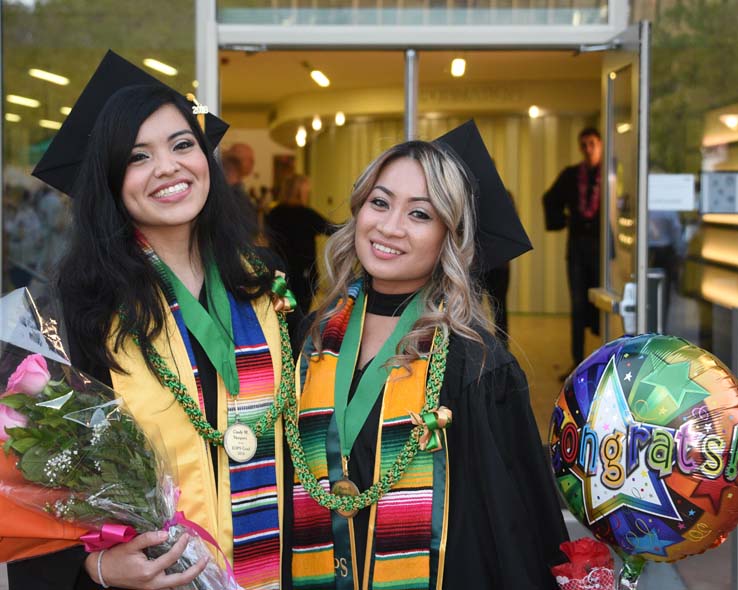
32, 50, 229, 196
434, 120, 533, 271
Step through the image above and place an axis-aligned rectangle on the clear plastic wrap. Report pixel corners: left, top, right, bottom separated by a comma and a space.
0, 288, 240, 589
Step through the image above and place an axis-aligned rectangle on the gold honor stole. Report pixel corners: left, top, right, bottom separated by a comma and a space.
108, 291, 285, 589
292, 282, 450, 589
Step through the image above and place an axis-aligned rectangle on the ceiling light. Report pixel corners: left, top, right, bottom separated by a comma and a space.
296, 125, 307, 145
335, 111, 346, 126
6, 94, 40, 108
719, 114, 738, 130
143, 58, 178, 77
5, 113, 21, 123
312, 115, 322, 131
616, 122, 632, 134
609, 72, 617, 80
528, 105, 541, 119
60, 106, 72, 116
310, 70, 330, 88
451, 58, 466, 78
192, 80, 200, 89
29, 68, 69, 85
39, 119, 62, 130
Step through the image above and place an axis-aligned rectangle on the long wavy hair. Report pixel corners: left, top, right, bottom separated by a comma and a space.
310, 140, 492, 366
57, 84, 270, 374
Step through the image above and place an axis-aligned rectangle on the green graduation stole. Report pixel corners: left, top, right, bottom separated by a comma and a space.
137, 235, 283, 589
291, 281, 450, 590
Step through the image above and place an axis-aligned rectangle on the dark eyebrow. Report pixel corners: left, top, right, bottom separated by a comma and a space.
132, 129, 194, 149
373, 185, 431, 202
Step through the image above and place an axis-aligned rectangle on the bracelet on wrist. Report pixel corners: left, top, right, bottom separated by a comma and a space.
97, 549, 110, 589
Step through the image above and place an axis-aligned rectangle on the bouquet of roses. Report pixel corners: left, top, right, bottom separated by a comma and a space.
551, 538, 615, 590
0, 288, 239, 590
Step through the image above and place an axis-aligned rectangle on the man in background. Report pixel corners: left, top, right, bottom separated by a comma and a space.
543, 128, 603, 381
225, 142, 268, 240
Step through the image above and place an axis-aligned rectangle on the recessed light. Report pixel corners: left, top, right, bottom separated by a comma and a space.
310, 70, 330, 88
143, 58, 178, 76
6, 94, 40, 108
451, 58, 466, 78
29, 68, 69, 86
39, 119, 62, 130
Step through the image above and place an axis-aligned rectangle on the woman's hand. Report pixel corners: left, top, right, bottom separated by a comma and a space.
84, 530, 210, 589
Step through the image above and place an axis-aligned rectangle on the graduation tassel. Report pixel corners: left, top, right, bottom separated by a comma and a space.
186, 93, 208, 133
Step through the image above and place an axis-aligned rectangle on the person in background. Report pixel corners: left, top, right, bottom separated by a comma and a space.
36, 186, 71, 276
7, 51, 296, 590
5, 189, 42, 288
282, 121, 566, 589
225, 142, 272, 240
265, 174, 333, 312
221, 152, 257, 219
481, 190, 515, 347
543, 127, 603, 381
648, 209, 683, 330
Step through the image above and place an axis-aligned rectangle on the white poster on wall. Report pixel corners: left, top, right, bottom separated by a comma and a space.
648, 174, 696, 211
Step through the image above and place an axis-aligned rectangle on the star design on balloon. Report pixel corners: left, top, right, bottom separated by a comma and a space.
575, 358, 681, 525
627, 531, 675, 557
635, 361, 710, 424
625, 371, 633, 382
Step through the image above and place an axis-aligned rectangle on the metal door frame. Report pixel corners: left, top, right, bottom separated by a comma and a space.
195, 0, 630, 135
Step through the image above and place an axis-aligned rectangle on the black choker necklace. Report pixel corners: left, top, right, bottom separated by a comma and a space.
366, 287, 417, 317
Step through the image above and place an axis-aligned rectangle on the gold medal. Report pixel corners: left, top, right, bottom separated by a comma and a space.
331, 477, 360, 518
223, 422, 257, 463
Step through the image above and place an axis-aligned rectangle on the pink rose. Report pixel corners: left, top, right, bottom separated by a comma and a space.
0, 404, 28, 441
6, 354, 51, 395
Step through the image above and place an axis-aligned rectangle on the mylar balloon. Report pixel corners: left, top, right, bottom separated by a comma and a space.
549, 334, 738, 583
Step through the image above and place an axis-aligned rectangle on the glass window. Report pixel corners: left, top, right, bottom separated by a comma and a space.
632, 2, 738, 588
2, 0, 196, 297
217, 0, 609, 26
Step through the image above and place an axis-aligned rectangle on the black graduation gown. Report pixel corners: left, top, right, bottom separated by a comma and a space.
282, 330, 568, 589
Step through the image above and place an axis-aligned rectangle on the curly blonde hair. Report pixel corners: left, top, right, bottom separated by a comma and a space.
310, 140, 492, 366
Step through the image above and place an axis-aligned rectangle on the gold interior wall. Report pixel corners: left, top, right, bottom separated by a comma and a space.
305, 113, 592, 314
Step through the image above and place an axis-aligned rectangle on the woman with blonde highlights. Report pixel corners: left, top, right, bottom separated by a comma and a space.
312, 141, 487, 365
283, 122, 568, 589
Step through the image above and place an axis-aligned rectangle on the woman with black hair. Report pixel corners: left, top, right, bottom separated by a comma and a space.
8, 51, 295, 590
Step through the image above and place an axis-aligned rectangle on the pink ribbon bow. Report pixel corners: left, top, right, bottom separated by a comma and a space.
80, 524, 137, 552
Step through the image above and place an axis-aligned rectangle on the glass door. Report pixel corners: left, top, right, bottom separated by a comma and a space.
589, 22, 650, 340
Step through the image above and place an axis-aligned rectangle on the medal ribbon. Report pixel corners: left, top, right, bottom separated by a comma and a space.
158, 259, 241, 396
334, 287, 423, 458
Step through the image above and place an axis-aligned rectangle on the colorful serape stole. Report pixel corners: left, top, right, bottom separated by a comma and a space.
139, 237, 281, 590
293, 282, 449, 589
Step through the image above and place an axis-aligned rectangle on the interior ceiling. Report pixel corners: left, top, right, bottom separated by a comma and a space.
219, 49, 602, 109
